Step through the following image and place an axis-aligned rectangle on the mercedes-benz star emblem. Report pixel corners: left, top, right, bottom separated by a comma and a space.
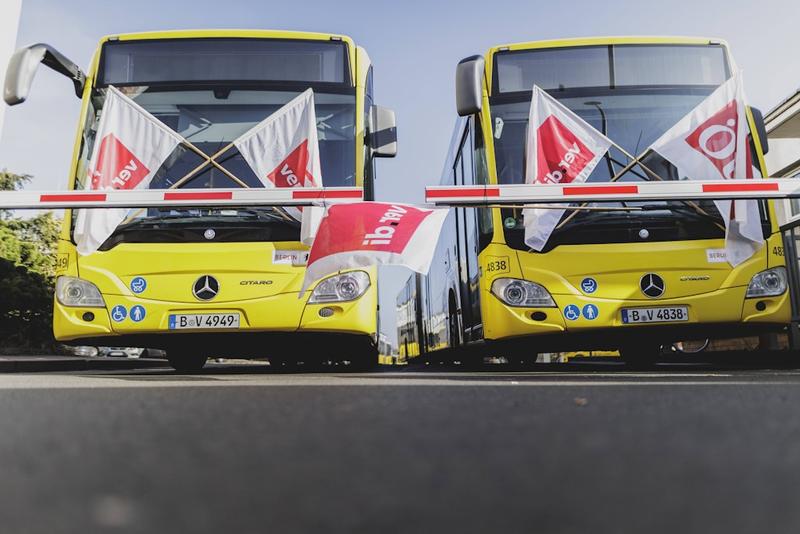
204, 229, 216, 240
640, 273, 665, 298
193, 275, 219, 301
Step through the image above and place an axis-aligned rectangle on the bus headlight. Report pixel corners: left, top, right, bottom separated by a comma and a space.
746, 267, 787, 298
491, 278, 556, 307
309, 271, 371, 303
55, 276, 106, 307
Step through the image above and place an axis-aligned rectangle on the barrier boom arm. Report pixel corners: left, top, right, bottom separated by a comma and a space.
0, 187, 363, 210
425, 180, 800, 206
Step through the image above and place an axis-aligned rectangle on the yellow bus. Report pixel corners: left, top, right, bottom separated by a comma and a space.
4, 30, 396, 371
401, 37, 788, 366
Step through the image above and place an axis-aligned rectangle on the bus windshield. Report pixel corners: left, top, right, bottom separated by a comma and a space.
488, 44, 766, 251
73, 39, 357, 245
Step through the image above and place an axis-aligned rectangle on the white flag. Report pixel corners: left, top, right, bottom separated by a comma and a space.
233, 88, 323, 244
523, 85, 613, 251
74, 86, 183, 255
649, 72, 762, 266
300, 202, 448, 295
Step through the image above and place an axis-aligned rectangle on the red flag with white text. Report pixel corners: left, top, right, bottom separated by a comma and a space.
649, 71, 762, 266
523, 85, 613, 251
233, 88, 323, 244
73, 86, 183, 255
300, 202, 448, 294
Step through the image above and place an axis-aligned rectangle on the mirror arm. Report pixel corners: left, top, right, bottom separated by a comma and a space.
38, 44, 86, 98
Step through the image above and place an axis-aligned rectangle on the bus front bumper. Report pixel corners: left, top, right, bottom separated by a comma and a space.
482, 285, 790, 350
53, 287, 378, 354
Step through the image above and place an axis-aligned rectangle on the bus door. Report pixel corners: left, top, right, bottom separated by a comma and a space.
453, 123, 482, 341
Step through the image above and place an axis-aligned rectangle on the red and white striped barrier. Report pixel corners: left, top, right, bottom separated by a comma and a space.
425, 179, 800, 206
0, 187, 363, 210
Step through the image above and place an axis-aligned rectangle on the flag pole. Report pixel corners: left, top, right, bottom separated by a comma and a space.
607, 142, 722, 228
554, 144, 723, 231
164, 142, 239, 191
180, 141, 249, 188
119, 143, 243, 225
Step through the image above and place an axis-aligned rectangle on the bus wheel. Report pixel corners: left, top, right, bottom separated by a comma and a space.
167, 352, 208, 372
618, 344, 659, 369
448, 310, 459, 350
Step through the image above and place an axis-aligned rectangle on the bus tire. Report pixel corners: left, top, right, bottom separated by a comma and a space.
448, 294, 460, 350
167, 352, 208, 372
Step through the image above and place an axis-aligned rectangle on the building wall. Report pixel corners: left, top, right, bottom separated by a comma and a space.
765, 91, 800, 227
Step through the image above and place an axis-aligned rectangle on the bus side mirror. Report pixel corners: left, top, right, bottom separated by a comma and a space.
749, 107, 769, 156
4, 43, 86, 106
455, 55, 485, 117
369, 105, 397, 158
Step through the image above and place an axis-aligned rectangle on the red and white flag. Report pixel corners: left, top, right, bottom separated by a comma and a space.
300, 202, 448, 294
523, 85, 613, 250
649, 72, 762, 266
74, 86, 183, 255
233, 88, 323, 244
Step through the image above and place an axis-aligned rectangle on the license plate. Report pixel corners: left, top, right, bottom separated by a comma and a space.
168, 313, 240, 330
621, 306, 688, 324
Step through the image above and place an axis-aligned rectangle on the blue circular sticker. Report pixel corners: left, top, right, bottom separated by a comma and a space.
580, 277, 597, 294
582, 304, 599, 320
111, 305, 127, 322
130, 305, 146, 323
564, 304, 581, 321
130, 277, 147, 294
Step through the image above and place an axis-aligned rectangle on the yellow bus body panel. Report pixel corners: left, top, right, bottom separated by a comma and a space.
479, 234, 789, 342
54, 239, 378, 342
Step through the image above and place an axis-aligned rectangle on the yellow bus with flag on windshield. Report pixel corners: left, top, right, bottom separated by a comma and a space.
3, 29, 397, 371
410, 36, 790, 365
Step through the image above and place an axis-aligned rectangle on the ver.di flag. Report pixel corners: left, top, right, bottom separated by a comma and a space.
523, 85, 613, 251
73, 86, 183, 255
648, 71, 762, 266
233, 88, 323, 244
299, 202, 449, 294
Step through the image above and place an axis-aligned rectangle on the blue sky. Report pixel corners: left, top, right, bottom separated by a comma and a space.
2, 0, 799, 345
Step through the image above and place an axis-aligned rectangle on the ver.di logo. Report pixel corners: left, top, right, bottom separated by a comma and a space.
90, 133, 150, 190
535, 115, 596, 185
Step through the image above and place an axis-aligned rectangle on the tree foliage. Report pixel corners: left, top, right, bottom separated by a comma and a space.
0, 170, 61, 352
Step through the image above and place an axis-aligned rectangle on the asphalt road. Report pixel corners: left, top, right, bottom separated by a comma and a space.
3, 361, 800, 533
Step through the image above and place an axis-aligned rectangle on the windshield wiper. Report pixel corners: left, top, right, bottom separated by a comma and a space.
235, 208, 300, 225
639, 203, 723, 223
117, 208, 300, 229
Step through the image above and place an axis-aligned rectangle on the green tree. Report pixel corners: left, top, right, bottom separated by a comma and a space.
0, 170, 61, 352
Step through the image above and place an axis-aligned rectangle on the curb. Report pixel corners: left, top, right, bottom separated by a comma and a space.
0, 357, 171, 373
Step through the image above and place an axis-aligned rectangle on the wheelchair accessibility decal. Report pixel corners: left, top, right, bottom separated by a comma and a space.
111, 305, 127, 322
564, 305, 581, 321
